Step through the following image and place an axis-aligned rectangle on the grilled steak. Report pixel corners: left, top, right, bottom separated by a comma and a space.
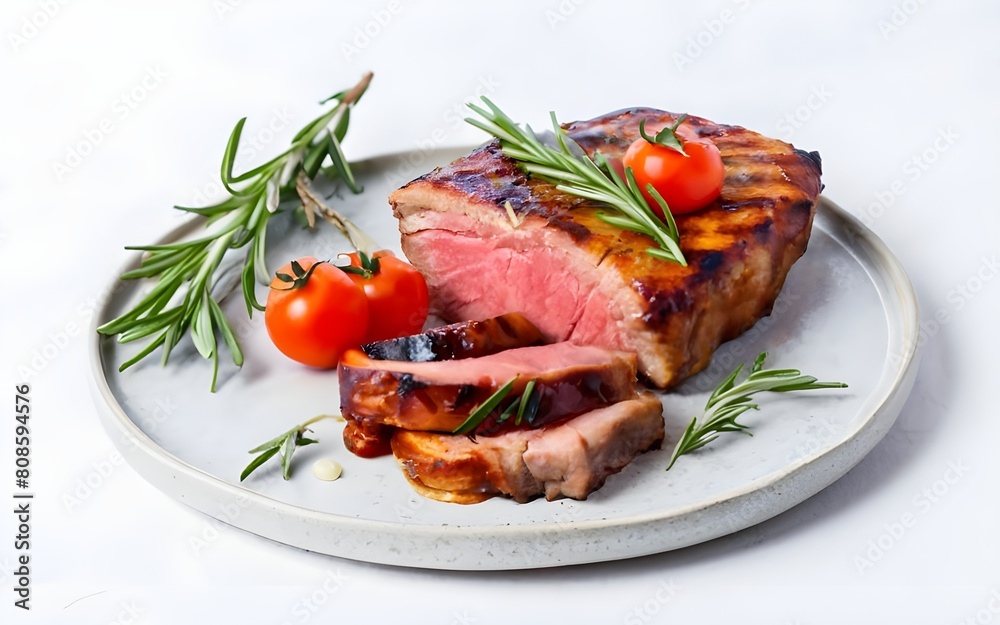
390, 108, 822, 388
339, 342, 638, 435
391, 392, 664, 504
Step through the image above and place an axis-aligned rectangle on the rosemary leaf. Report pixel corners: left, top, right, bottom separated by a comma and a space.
98, 72, 374, 390
452, 377, 518, 435
666, 352, 848, 471
241, 414, 338, 482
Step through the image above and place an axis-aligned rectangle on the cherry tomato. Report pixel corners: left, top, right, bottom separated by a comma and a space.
265, 257, 368, 368
342, 250, 429, 342
623, 123, 725, 217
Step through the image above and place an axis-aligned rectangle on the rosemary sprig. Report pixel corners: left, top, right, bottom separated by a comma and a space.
240, 414, 339, 481
97, 72, 373, 391
465, 97, 686, 265
666, 352, 848, 470
450, 376, 542, 437
451, 377, 518, 435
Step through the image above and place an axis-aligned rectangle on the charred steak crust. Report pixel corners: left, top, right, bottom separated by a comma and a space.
362, 312, 544, 362
390, 108, 823, 388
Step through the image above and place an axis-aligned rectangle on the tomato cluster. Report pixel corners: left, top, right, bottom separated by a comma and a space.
264, 251, 428, 368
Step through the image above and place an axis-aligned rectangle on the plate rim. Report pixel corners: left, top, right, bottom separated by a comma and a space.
88, 148, 921, 569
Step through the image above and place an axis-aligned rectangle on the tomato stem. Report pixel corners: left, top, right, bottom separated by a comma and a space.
638, 116, 689, 157
272, 259, 328, 291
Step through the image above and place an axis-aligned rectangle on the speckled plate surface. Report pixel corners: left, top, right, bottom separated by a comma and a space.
89, 147, 920, 570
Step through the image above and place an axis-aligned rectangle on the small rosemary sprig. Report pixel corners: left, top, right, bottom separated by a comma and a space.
465, 97, 686, 265
666, 352, 848, 470
241, 414, 340, 481
451, 377, 540, 436
98, 72, 373, 391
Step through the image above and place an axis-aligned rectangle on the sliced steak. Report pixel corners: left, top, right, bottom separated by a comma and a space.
391, 392, 664, 504
390, 108, 822, 388
362, 312, 544, 362
345, 313, 546, 457
339, 342, 638, 435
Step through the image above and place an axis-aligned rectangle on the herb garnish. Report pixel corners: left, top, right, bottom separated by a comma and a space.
98, 73, 373, 391
241, 414, 340, 481
666, 352, 848, 470
465, 97, 686, 265
451, 377, 540, 436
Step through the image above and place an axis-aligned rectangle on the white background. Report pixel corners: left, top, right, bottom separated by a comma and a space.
2, 0, 998, 623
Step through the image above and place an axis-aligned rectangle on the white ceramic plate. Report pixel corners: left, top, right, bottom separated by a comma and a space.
89, 147, 920, 570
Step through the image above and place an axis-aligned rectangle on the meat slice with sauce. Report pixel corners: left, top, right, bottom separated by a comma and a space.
389, 108, 823, 388
391, 393, 664, 504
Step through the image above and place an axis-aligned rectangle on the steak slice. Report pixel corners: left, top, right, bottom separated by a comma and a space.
362, 312, 544, 362
390, 108, 822, 388
339, 342, 638, 435
344, 314, 546, 458
391, 392, 664, 504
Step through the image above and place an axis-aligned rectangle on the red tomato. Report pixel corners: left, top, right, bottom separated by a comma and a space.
342, 250, 429, 342
265, 257, 368, 368
623, 124, 724, 217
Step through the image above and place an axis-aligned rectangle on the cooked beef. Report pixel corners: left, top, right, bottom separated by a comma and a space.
345, 314, 545, 456
389, 108, 822, 388
391, 392, 664, 504
339, 342, 638, 435
362, 312, 544, 362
